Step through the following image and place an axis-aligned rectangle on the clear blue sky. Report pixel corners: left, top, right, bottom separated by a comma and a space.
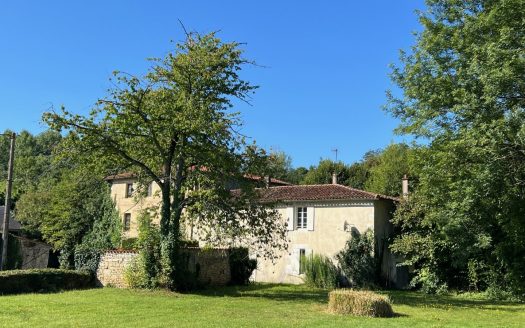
0, 1, 425, 168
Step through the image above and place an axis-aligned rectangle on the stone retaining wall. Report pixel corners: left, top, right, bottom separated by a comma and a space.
96, 250, 138, 288
96, 248, 231, 288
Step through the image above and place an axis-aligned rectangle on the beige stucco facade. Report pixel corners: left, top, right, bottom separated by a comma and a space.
109, 179, 162, 238
108, 179, 403, 287
251, 199, 399, 286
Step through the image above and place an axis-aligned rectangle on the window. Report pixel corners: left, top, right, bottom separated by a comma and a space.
299, 249, 306, 274
147, 182, 153, 197
296, 207, 307, 229
125, 183, 133, 198
123, 213, 131, 231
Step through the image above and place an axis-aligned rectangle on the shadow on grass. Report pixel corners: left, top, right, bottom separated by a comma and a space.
190, 283, 329, 303
385, 290, 523, 312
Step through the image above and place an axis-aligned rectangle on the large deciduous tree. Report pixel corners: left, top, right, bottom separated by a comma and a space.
43, 31, 285, 289
387, 0, 525, 297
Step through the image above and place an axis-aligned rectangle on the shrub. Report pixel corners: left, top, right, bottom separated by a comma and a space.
410, 267, 448, 295
336, 229, 377, 288
301, 254, 341, 289
124, 256, 150, 289
121, 238, 138, 250
328, 289, 394, 317
0, 269, 93, 295
229, 247, 256, 285
74, 245, 101, 273
127, 213, 162, 289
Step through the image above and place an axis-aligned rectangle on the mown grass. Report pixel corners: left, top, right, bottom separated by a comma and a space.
0, 284, 523, 327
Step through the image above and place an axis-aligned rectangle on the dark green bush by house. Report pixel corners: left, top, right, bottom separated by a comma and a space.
229, 248, 256, 285
336, 230, 378, 288
0, 269, 93, 295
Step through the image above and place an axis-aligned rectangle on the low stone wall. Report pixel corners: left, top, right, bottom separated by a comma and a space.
96, 250, 138, 288
96, 248, 231, 288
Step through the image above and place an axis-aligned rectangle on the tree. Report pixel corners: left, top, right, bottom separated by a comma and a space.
386, 0, 525, 297
365, 143, 412, 197
0, 130, 62, 205
16, 164, 120, 268
302, 159, 351, 185
43, 31, 285, 289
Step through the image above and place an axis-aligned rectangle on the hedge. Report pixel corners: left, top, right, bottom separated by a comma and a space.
328, 289, 394, 317
0, 269, 94, 295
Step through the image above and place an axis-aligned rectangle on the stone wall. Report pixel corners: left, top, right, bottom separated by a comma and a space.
96, 248, 231, 288
16, 236, 51, 269
96, 250, 138, 288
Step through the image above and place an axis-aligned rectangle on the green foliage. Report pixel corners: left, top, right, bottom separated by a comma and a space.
43, 31, 286, 290
132, 212, 162, 289
74, 191, 121, 273
228, 247, 256, 285
17, 168, 121, 270
0, 129, 62, 206
386, 0, 525, 299
301, 254, 341, 289
365, 143, 412, 197
124, 255, 150, 289
410, 267, 448, 295
0, 269, 92, 295
121, 238, 138, 250
328, 289, 394, 317
302, 159, 351, 185
336, 230, 377, 288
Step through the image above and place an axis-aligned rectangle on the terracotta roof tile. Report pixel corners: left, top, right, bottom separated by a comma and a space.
234, 184, 399, 202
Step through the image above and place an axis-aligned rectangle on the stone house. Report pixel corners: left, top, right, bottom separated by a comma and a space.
0, 206, 52, 269
106, 174, 405, 287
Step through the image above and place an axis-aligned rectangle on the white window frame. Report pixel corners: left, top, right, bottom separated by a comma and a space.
296, 206, 308, 229
125, 183, 133, 198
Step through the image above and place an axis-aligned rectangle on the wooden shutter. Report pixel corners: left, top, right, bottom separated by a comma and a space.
291, 248, 300, 274
306, 206, 315, 231
286, 207, 294, 231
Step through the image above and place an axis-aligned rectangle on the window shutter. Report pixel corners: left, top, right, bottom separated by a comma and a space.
307, 206, 315, 231
286, 207, 294, 231
291, 248, 300, 275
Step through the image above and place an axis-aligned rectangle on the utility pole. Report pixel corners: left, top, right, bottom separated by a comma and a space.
1, 132, 16, 270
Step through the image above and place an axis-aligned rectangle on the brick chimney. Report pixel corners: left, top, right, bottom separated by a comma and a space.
332, 172, 338, 185
402, 174, 409, 199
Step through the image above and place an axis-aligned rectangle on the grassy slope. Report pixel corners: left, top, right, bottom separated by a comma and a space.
0, 284, 523, 327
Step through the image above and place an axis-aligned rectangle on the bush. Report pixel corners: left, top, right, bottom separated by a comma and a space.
328, 289, 394, 317
0, 269, 93, 295
121, 238, 138, 250
301, 254, 341, 289
410, 267, 448, 295
124, 256, 150, 289
74, 244, 101, 274
229, 247, 256, 285
336, 229, 377, 288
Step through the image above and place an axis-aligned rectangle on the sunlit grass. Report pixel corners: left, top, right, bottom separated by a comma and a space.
0, 284, 523, 327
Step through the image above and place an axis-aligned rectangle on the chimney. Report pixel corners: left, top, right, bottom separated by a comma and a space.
332, 172, 338, 185
264, 175, 271, 188
402, 174, 409, 199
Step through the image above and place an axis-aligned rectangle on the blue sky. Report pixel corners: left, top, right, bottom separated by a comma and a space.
0, 1, 425, 168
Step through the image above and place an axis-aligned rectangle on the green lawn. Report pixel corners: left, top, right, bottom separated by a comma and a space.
0, 284, 523, 327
